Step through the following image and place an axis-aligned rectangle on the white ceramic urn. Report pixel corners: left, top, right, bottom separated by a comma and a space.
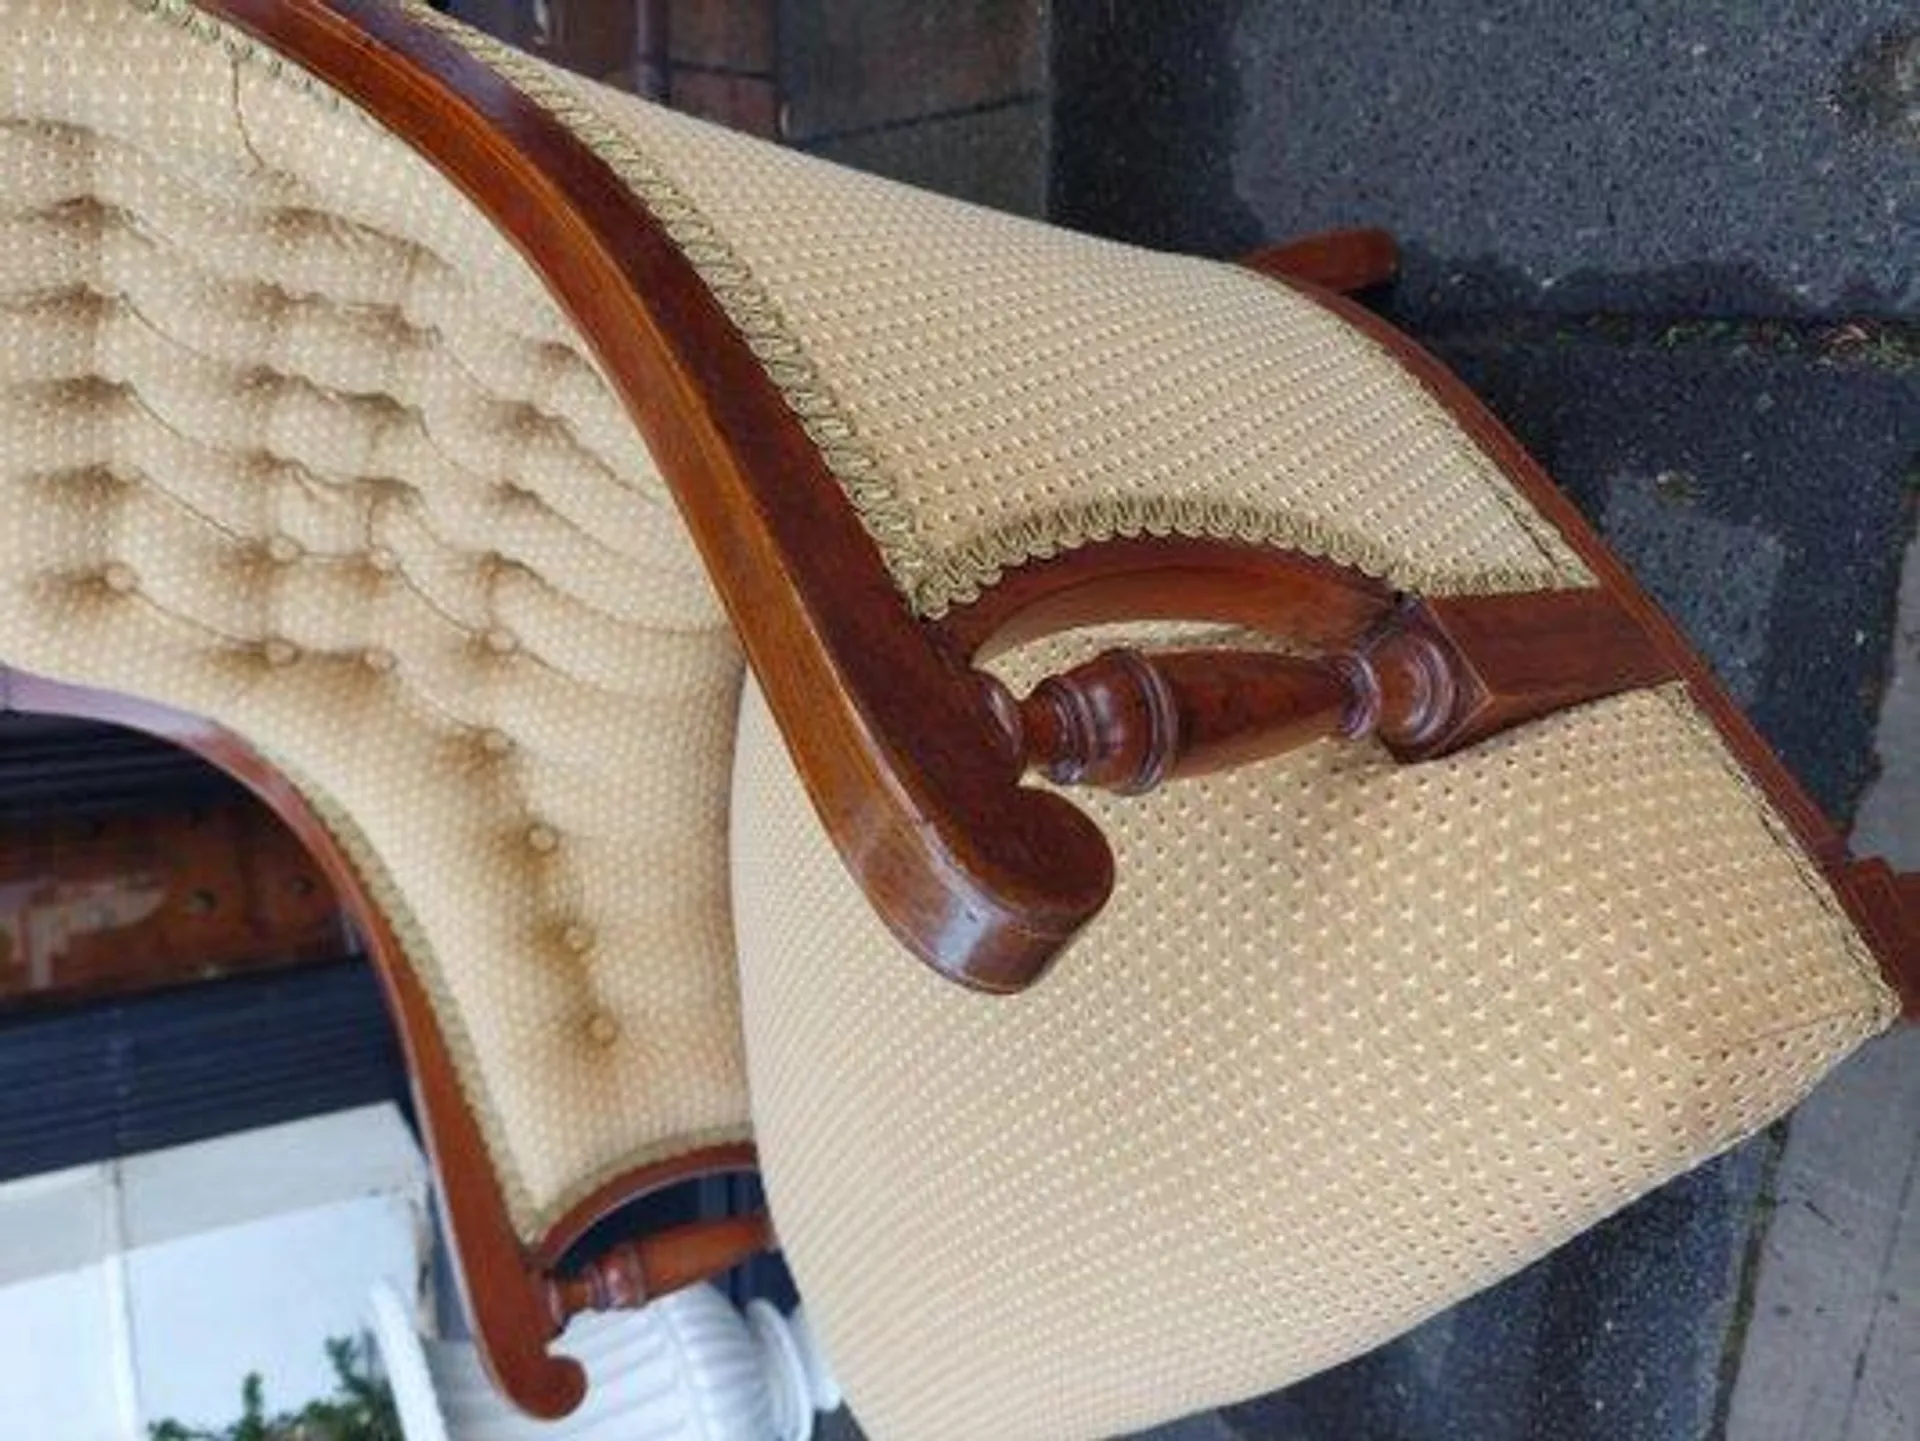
370, 1281, 843, 1441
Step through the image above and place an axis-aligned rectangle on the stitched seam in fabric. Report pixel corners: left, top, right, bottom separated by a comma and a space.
1649, 683, 1899, 1030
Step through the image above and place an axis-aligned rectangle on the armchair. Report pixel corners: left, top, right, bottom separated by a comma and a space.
1, 1, 1913, 1437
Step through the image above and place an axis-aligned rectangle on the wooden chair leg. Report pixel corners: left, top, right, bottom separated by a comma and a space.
1238, 227, 1400, 294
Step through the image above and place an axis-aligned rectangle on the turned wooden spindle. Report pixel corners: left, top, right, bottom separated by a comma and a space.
542, 1212, 774, 1329
981, 590, 1680, 797
987, 648, 1369, 795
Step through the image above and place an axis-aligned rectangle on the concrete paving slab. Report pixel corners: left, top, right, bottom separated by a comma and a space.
1052, 2, 1265, 256
1225, 2, 1920, 320
1853, 529, 1920, 869
1724, 524, 1920, 1441
1724, 1028, 1920, 1441
1056, 4, 1920, 315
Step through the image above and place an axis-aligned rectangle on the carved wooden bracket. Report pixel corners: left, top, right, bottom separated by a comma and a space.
983, 587, 1676, 796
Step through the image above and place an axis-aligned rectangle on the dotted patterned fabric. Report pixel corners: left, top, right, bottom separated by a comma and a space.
522, 63, 1595, 618
0, 0, 750, 1238
731, 663, 1895, 1440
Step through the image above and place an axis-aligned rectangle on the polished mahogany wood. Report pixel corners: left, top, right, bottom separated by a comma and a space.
989, 648, 1360, 794
181, 0, 1920, 1006
1, 2, 1910, 1423
981, 586, 1676, 798
528, 1144, 758, 1270
1377, 588, 1680, 758
187, 0, 1696, 1001
933, 536, 1401, 661
1239, 227, 1401, 295
4, 0, 1898, 1422
542, 1213, 774, 1327
1, 667, 761, 1420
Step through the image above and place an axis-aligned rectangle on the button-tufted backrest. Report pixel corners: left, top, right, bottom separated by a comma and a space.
0, 0, 750, 1238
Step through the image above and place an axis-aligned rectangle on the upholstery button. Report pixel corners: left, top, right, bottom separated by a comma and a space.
362, 646, 397, 674
477, 728, 514, 757
100, 563, 139, 595
561, 924, 595, 955
525, 823, 559, 854
263, 638, 300, 667
264, 535, 301, 564
366, 546, 399, 575
483, 627, 518, 656
585, 1012, 620, 1048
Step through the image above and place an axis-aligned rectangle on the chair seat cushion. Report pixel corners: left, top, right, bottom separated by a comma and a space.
730, 656, 1894, 1439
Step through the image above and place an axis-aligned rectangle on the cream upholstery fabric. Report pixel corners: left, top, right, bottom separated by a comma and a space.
10, 13, 1892, 1433
732, 657, 1896, 1439
406, 16, 1594, 619
0, 0, 749, 1238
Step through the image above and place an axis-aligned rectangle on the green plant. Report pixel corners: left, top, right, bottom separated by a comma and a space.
149, 1336, 403, 1441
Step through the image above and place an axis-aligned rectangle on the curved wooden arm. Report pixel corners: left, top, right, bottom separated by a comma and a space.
202, 0, 1113, 1002
193, 0, 1914, 1011
24, 2, 1908, 1427
181, 0, 1706, 1003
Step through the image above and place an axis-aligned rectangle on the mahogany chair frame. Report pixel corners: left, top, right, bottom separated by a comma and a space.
3, 0, 1914, 1420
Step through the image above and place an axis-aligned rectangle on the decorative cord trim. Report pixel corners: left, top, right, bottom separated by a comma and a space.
913, 494, 1587, 617
393, 3, 937, 603
1241, 268, 1598, 594
127, 0, 374, 121
289, 753, 753, 1242
395, 4, 1596, 618
150, 0, 1598, 623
